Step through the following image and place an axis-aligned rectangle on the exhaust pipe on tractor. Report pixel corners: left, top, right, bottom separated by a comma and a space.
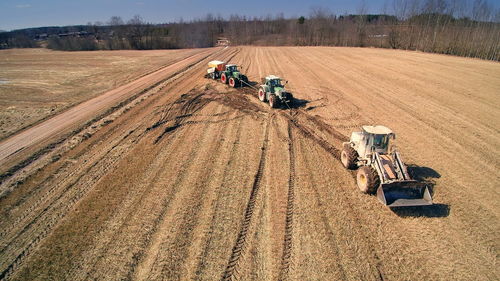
377, 181, 432, 208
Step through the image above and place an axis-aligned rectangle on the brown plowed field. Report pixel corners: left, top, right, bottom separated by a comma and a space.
0, 46, 498, 281
0, 47, 217, 174
0, 48, 209, 141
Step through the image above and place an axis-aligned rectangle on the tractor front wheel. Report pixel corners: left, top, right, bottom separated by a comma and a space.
341, 144, 358, 169
258, 89, 267, 102
229, 77, 238, 88
269, 94, 279, 108
356, 166, 380, 194
221, 73, 227, 84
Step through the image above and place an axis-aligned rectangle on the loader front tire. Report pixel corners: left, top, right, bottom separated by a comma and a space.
221, 73, 228, 84
258, 88, 267, 102
269, 94, 279, 108
356, 166, 380, 194
341, 144, 358, 169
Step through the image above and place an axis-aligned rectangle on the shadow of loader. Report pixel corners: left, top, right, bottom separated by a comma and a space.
392, 164, 449, 218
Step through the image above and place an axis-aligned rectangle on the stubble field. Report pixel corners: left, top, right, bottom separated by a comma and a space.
0, 48, 207, 140
0, 46, 498, 281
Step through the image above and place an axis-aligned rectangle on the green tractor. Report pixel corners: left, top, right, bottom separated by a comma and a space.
258, 75, 294, 108
220, 64, 249, 88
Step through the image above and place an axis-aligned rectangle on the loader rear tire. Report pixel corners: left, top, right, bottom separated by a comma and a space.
221, 73, 228, 84
229, 77, 237, 88
341, 144, 358, 169
269, 94, 279, 108
356, 166, 380, 194
258, 88, 267, 102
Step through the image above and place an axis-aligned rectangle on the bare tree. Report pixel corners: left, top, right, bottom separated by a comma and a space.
108, 16, 124, 26
357, 0, 368, 46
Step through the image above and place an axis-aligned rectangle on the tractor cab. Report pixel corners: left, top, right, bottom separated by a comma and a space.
258, 74, 294, 108
225, 64, 238, 73
264, 75, 288, 92
265, 75, 282, 87
220, 64, 248, 87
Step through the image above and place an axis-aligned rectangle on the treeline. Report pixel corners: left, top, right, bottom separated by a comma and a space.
0, 0, 498, 60
0, 15, 220, 51
220, 0, 499, 60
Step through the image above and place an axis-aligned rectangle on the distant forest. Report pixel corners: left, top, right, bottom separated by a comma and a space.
0, 0, 499, 60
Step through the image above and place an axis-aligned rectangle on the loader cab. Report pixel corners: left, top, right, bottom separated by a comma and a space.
371, 134, 390, 150
356, 126, 395, 157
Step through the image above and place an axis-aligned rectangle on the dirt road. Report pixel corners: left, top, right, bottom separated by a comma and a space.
0, 48, 208, 140
0, 46, 498, 281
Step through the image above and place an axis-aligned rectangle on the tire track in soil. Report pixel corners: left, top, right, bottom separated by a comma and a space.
287, 116, 341, 160
278, 121, 296, 281
241, 77, 386, 280
0, 77, 184, 279
0, 48, 217, 180
0, 133, 136, 281
139, 107, 237, 280
297, 136, 350, 280
82, 102, 229, 280
0, 122, 142, 242
76, 109, 203, 281
192, 115, 256, 280
284, 112, 387, 281
212, 76, 384, 280
0, 46, 229, 239
299, 133, 386, 281
221, 116, 271, 281
0, 48, 234, 281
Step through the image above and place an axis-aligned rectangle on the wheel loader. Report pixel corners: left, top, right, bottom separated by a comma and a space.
220, 64, 249, 88
341, 125, 432, 207
257, 75, 294, 108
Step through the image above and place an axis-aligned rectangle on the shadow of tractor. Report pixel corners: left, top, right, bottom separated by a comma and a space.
286, 98, 309, 109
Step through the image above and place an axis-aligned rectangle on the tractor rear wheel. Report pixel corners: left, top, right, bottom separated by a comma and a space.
269, 94, 279, 108
221, 73, 227, 84
258, 88, 267, 102
341, 144, 358, 169
356, 166, 380, 194
229, 77, 238, 88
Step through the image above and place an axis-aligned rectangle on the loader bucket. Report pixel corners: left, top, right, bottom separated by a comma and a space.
377, 181, 432, 208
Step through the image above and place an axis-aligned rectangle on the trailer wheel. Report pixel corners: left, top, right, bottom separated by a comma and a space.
341, 144, 358, 169
258, 88, 267, 102
269, 94, 279, 108
356, 166, 380, 194
229, 77, 237, 88
221, 73, 228, 84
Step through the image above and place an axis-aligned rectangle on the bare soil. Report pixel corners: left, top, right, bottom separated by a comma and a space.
0, 46, 498, 281
0, 48, 207, 140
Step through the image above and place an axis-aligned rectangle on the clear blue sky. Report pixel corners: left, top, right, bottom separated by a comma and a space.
0, 0, 389, 31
